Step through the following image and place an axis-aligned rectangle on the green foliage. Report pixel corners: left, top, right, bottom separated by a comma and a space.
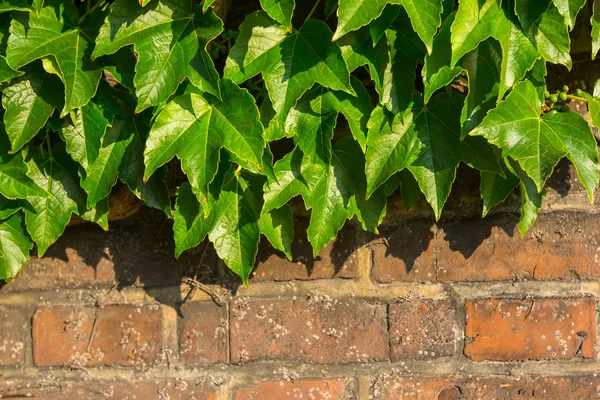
1, 0, 599, 284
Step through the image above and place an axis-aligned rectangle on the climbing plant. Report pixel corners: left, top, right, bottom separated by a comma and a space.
1, 0, 600, 284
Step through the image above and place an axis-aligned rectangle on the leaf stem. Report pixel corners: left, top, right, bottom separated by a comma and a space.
304, 0, 321, 24
79, 0, 106, 24
45, 127, 53, 160
567, 94, 588, 102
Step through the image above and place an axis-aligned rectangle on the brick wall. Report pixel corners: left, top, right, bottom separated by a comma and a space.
2, 165, 600, 399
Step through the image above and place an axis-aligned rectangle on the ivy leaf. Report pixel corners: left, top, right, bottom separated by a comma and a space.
423, 11, 462, 102
24, 144, 87, 256
263, 20, 354, 130
202, 0, 216, 12
365, 105, 421, 197
396, 0, 444, 54
100, 48, 137, 91
0, 0, 32, 13
333, 0, 388, 41
284, 78, 372, 158
515, 0, 552, 33
144, 79, 267, 214
260, 0, 294, 30
208, 169, 262, 285
80, 197, 109, 230
506, 158, 542, 237
0, 133, 48, 200
258, 204, 294, 260
338, 27, 373, 72
2, 64, 63, 152
81, 118, 136, 207
471, 80, 599, 200
450, 0, 539, 98
592, 0, 600, 59
480, 160, 519, 217
0, 212, 32, 281
224, 11, 288, 84
529, 4, 572, 69
6, 0, 102, 116
173, 183, 214, 258
398, 169, 421, 208
552, 0, 585, 29
93, 0, 223, 111
370, 4, 401, 44
0, 195, 29, 220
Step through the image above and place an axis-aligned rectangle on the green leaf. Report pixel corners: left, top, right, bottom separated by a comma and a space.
285, 78, 372, 160
208, 169, 262, 285
93, 0, 223, 111
370, 4, 401, 44
0, 195, 28, 220
471, 80, 599, 200
398, 168, 421, 208
263, 20, 354, 130
202, 0, 216, 12
450, 0, 539, 98
333, 0, 388, 41
0, 133, 48, 200
80, 197, 109, 230
0, 0, 33, 13
6, 0, 102, 116
592, 0, 600, 59
224, 11, 288, 84
423, 11, 462, 103
365, 105, 421, 197
260, 0, 295, 30
507, 158, 542, 237
480, 160, 519, 217
515, 0, 552, 33
529, 4, 571, 68
338, 27, 373, 72
100, 48, 137, 91
2, 64, 63, 152
81, 118, 136, 207
0, 212, 32, 281
258, 204, 294, 260
144, 79, 266, 214
0, 56, 23, 83
552, 0, 585, 29
24, 144, 87, 256
396, 0, 444, 54
173, 182, 214, 258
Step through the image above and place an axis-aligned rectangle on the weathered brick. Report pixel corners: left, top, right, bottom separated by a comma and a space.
33, 305, 163, 367
233, 378, 352, 400
436, 212, 600, 282
370, 221, 436, 283
252, 221, 358, 281
0, 305, 29, 366
389, 299, 456, 360
179, 301, 228, 365
532, 376, 600, 399
0, 380, 217, 399
230, 298, 388, 363
465, 297, 597, 361
375, 376, 534, 400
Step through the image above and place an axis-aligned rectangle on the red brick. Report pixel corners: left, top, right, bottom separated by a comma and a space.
179, 301, 228, 365
0, 305, 29, 366
0, 380, 216, 399
375, 376, 534, 400
33, 305, 163, 367
230, 298, 388, 363
436, 213, 600, 282
370, 221, 436, 283
389, 299, 456, 360
252, 221, 358, 281
532, 376, 600, 399
233, 378, 353, 400
465, 297, 597, 361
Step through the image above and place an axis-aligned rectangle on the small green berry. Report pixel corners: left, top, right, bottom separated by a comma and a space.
219, 45, 227, 54
549, 94, 558, 103
544, 90, 551, 98
559, 92, 568, 101
220, 33, 228, 41
562, 85, 569, 93
210, 49, 219, 59
576, 88, 583, 96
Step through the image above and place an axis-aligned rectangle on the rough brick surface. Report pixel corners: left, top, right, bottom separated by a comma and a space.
465, 297, 597, 361
252, 221, 358, 281
179, 301, 228, 365
388, 299, 456, 360
232, 379, 352, 400
33, 305, 163, 367
370, 221, 436, 283
0, 305, 28, 366
437, 213, 600, 282
0, 380, 216, 399
229, 298, 388, 363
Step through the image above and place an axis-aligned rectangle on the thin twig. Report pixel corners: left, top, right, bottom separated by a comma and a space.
87, 308, 99, 352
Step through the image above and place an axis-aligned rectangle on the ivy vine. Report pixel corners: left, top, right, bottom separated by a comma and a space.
1, 0, 600, 285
